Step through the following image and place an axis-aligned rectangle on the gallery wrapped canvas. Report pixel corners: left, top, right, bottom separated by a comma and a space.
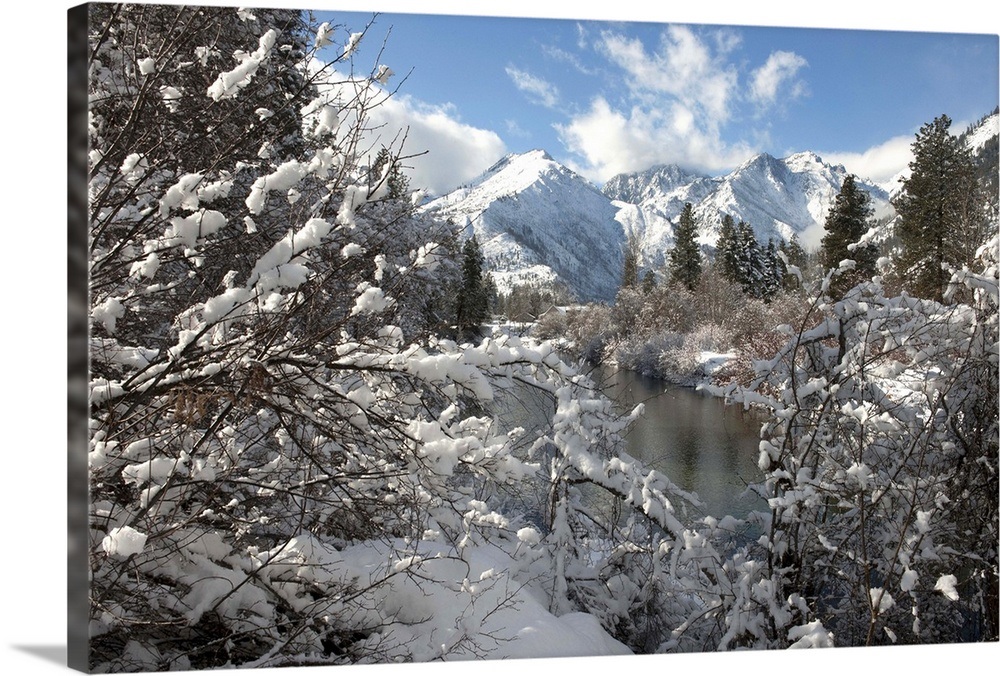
67, 1, 998, 673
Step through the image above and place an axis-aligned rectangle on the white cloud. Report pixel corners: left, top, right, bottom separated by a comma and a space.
798, 219, 834, 252
541, 44, 597, 75
599, 26, 738, 127
713, 28, 743, 56
749, 51, 808, 107
555, 26, 822, 184
822, 134, 914, 186
576, 22, 590, 51
505, 118, 531, 138
506, 66, 560, 108
558, 26, 762, 182
555, 96, 753, 183
309, 65, 505, 195
370, 94, 507, 194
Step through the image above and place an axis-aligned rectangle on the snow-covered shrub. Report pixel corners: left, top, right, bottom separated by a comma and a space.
654, 334, 704, 383
611, 286, 647, 336
695, 264, 747, 327
85, 6, 718, 670
645, 281, 699, 334
533, 305, 568, 340
562, 303, 614, 363
605, 331, 684, 377
687, 322, 727, 352
713, 248, 999, 647
715, 292, 814, 389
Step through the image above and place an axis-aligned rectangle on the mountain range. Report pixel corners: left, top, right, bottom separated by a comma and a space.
424, 111, 999, 302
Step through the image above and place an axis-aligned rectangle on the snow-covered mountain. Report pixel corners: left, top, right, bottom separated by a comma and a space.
424, 149, 625, 301
602, 164, 716, 207
963, 109, 999, 154
961, 109, 999, 216
424, 112, 996, 303
602, 165, 720, 271
604, 152, 892, 268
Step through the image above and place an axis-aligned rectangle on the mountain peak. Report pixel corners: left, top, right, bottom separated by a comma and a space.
737, 151, 780, 172
524, 148, 554, 161
602, 163, 712, 205
478, 148, 559, 181
785, 150, 825, 167
424, 150, 625, 301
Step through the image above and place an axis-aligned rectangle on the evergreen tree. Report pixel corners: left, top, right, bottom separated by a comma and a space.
893, 114, 987, 302
715, 214, 740, 282
779, 234, 808, 290
760, 239, 784, 301
668, 203, 702, 290
820, 174, 878, 297
456, 236, 489, 337
734, 220, 765, 295
370, 146, 412, 203
641, 269, 656, 295
715, 214, 783, 298
620, 232, 640, 290
483, 272, 499, 314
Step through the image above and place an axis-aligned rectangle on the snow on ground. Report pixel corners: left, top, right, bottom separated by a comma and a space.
317, 537, 632, 660
698, 351, 733, 377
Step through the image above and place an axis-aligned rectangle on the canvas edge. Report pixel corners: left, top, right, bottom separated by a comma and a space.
68, 2, 92, 672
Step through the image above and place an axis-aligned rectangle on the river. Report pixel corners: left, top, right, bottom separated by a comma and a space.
591, 366, 764, 519
493, 361, 765, 521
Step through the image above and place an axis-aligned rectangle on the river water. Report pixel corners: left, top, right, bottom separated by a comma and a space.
493, 363, 766, 520
591, 367, 765, 519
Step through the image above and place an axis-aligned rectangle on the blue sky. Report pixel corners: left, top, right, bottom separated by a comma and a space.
304, 1, 998, 194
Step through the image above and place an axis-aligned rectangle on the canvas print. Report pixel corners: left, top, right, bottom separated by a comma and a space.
70, 1, 999, 671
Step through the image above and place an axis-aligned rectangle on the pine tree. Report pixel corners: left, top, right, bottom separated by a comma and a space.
370, 146, 412, 203
483, 272, 499, 314
641, 269, 656, 295
620, 232, 640, 290
456, 235, 489, 337
779, 234, 807, 290
715, 214, 782, 298
760, 239, 784, 301
715, 214, 740, 282
820, 174, 878, 297
668, 203, 702, 290
734, 219, 763, 295
893, 114, 987, 302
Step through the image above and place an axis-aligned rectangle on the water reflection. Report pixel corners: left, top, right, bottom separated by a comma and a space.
490, 364, 765, 521
592, 366, 764, 519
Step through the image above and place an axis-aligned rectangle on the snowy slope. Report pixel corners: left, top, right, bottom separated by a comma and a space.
964, 110, 999, 153
603, 165, 720, 270
605, 152, 892, 260
698, 151, 892, 248
425, 150, 626, 301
